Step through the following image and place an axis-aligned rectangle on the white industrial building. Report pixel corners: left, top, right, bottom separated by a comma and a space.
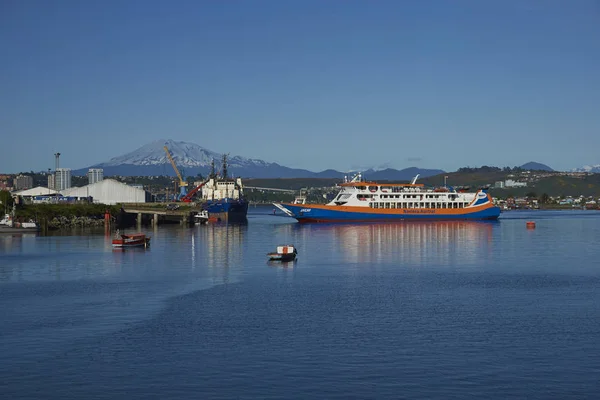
61, 179, 151, 205
12, 186, 59, 197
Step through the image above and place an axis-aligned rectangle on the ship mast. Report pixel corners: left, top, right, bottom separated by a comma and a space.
222, 154, 229, 198
210, 159, 216, 180
221, 154, 228, 180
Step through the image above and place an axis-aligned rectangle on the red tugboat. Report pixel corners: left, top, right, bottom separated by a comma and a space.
112, 230, 150, 249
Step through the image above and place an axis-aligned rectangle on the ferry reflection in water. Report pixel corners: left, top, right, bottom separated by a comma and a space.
286, 220, 496, 266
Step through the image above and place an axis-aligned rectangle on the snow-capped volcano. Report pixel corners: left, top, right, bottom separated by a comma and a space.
100, 139, 270, 169
573, 164, 600, 173
75, 139, 446, 179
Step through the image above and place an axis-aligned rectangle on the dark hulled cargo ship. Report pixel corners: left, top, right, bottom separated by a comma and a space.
200, 155, 248, 223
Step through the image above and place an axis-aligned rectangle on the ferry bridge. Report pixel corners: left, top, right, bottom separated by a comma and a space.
244, 186, 297, 193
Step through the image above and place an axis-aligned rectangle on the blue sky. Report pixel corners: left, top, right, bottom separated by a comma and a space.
1, 0, 599, 173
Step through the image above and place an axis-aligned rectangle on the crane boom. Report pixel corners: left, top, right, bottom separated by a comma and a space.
163, 146, 188, 187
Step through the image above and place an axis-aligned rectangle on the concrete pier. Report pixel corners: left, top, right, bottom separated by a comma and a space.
122, 207, 195, 227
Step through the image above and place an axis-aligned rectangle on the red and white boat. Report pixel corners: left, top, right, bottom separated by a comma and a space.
112, 231, 150, 248
267, 245, 298, 262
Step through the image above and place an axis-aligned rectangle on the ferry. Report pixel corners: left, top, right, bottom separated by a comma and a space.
274, 173, 501, 223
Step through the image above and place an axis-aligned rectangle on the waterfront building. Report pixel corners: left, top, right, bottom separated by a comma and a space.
12, 186, 59, 199
55, 168, 72, 191
14, 175, 33, 190
87, 168, 104, 185
61, 179, 151, 205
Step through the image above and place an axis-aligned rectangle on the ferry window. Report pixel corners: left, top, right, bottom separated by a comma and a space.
385, 202, 390, 208
402, 202, 407, 208
425, 202, 429, 208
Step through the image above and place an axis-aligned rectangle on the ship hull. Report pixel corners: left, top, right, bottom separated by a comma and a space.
204, 199, 249, 222
277, 203, 501, 223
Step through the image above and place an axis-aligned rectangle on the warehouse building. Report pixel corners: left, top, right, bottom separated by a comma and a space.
12, 186, 59, 198
61, 179, 152, 205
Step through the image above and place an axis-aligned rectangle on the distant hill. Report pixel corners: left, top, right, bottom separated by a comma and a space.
520, 162, 553, 171
362, 167, 446, 181
420, 167, 600, 198
73, 139, 446, 179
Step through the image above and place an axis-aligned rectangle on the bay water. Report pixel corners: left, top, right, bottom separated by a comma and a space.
1, 208, 599, 399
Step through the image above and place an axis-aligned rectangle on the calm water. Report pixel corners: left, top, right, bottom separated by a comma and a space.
1, 208, 600, 399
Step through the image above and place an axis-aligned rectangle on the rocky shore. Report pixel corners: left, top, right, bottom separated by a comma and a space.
45, 215, 107, 229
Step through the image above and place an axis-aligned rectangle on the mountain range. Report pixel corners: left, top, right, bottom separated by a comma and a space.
73, 139, 446, 180
72, 139, 585, 179
572, 164, 600, 173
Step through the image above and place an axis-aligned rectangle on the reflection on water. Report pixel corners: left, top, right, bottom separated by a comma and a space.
204, 223, 247, 271
267, 259, 297, 268
275, 221, 497, 266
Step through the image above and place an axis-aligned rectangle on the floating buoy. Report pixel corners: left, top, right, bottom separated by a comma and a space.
526, 221, 536, 229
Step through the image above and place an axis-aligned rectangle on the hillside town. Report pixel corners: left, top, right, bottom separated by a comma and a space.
1, 166, 599, 210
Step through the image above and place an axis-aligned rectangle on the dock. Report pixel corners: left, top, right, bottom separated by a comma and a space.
121, 206, 198, 226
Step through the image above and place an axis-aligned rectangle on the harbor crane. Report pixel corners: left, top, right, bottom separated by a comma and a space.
163, 145, 188, 200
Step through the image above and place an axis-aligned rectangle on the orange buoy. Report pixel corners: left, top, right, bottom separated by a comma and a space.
526, 221, 536, 229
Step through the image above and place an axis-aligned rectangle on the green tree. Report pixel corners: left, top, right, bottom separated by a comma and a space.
0, 190, 14, 211
526, 191, 537, 199
539, 193, 550, 204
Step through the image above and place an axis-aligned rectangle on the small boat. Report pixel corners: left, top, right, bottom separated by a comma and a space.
267, 245, 298, 262
194, 210, 209, 224
0, 213, 39, 233
112, 230, 150, 248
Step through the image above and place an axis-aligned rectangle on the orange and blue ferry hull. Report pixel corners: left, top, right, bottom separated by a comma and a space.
278, 203, 501, 223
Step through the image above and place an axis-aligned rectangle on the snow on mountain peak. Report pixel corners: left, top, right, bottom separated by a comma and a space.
99, 139, 270, 168
573, 164, 600, 173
